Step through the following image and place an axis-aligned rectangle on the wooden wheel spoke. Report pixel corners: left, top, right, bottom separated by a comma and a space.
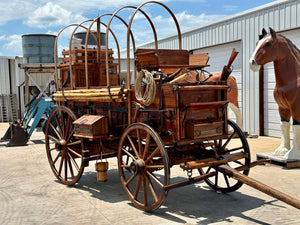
65, 128, 75, 144
68, 152, 80, 172
136, 129, 143, 156
145, 147, 160, 164
66, 152, 75, 179
127, 135, 140, 159
67, 140, 82, 146
52, 151, 61, 165
49, 122, 62, 140
66, 147, 81, 158
225, 146, 244, 153
142, 176, 148, 206
48, 147, 57, 152
121, 147, 136, 160
145, 165, 165, 169
59, 111, 66, 139
232, 160, 244, 166
125, 173, 138, 186
223, 173, 230, 188
146, 171, 163, 188
215, 171, 218, 185
47, 135, 60, 144
64, 152, 68, 181
134, 176, 142, 200
222, 130, 237, 149
206, 167, 212, 174
120, 164, 131, 168
58, 152, 65, 177
143, 134, 151, 160
54, 114, 63, 138
64, 114, 71, 139
218, 138, 223, 149
145, 174, 158, 202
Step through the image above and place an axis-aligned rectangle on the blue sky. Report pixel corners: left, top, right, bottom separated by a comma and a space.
0, 0, 276, 57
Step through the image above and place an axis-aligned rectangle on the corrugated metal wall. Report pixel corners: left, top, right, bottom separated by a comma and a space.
129, 0, 300, 135
0, 57, 18, 122
0, 57, 56, 121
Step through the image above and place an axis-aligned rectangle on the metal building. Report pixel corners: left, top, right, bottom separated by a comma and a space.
127, 0, 300, 137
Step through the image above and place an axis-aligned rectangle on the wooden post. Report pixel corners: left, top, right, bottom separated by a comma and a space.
25, 69, 29, 106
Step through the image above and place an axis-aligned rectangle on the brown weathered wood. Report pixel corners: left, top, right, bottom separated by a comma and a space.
217, 164, 300, 210
189, 53, 209, 66
180, 152, 248, 170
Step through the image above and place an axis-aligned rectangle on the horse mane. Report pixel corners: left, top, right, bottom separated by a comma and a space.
278, 34, 300, 53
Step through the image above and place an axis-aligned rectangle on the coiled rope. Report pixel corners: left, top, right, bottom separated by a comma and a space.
135, 69, 156, 106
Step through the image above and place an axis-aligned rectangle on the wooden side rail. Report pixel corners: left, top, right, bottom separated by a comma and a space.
181, 101, 228, 112
180, 152, 248, 170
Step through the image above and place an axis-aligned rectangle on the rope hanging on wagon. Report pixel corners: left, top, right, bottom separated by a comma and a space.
135, 69, 156, 106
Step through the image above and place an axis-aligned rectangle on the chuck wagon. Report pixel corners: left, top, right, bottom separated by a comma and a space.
45, 1, 300, 211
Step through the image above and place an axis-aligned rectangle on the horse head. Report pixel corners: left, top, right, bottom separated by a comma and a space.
249, 27, 280, 72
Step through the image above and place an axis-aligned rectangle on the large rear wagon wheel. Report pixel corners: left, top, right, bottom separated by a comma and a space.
199, 119, 250, 193
118, 123, 170, 211
45, 106, 84, 186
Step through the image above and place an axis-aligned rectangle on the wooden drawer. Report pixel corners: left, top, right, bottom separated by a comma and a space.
186, 121, 223, 139
73, 115, 108, 137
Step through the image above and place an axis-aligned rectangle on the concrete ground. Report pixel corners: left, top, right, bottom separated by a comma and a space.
0, 122, 299, 225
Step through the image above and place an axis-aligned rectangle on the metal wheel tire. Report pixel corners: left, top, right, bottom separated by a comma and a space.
199, 119, 250, 193
45, 106, 84, 185
118, 123, 170, 211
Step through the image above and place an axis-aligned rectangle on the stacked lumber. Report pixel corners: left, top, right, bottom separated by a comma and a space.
53, 87, 128, 102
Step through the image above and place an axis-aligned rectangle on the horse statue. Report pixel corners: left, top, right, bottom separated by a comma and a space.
249, 27, 300, 160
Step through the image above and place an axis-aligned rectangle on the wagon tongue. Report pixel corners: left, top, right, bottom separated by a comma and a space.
217, 164, 300, 210
0, 123, 28, 147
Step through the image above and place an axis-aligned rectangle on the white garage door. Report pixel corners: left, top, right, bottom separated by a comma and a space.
193, 41, 242, 123
263, 29, 300, 138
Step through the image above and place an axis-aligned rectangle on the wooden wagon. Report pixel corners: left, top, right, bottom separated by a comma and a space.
45, 1, 300, 211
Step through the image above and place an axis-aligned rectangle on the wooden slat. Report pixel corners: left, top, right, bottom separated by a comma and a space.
180, 152, 248, 170
181, 101, 228, 111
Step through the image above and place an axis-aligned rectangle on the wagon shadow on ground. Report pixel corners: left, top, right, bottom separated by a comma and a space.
75, 168, 283, 224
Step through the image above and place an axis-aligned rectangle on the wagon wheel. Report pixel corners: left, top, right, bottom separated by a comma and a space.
199, 119, 250, 193
118, 123, 170, 211
45, 106, 84, 186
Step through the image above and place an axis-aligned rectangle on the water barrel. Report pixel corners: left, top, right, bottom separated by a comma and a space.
22, 34, 57, 63
74, 31, 106, 47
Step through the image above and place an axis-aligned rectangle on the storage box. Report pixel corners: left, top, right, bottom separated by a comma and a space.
186, 121, 223, 139
135, 49, 189, 70
73, 115, 108, 137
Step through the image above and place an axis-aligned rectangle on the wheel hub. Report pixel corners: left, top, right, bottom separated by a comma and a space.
130, 159, 145, 175
56, 139, 67, 151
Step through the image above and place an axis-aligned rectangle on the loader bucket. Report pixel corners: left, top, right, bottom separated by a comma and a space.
1, 125, 12, 141
2, 123, 29, 147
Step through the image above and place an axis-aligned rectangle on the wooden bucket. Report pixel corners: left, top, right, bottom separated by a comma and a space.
95, 161, 108, 182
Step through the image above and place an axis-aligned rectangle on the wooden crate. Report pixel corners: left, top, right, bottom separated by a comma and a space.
135, 49, 189, 71
73, 115, 108, 138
